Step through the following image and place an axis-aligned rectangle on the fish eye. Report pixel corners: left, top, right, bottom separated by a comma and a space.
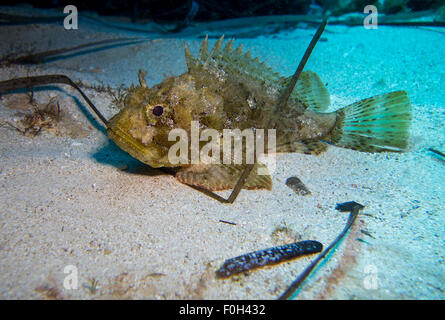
152, 105, 164, 116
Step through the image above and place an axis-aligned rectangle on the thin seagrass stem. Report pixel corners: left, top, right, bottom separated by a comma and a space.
0, 75, 108, 126
267, 17, 327, 129
224, 17, 328, 204
4, 37, 145, 65
278, 201, 364, 300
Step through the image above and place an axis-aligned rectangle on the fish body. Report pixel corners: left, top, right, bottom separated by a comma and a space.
107, 36, 411, 191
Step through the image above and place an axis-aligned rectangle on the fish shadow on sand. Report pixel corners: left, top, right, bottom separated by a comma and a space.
93, 142, 230, 201
92, 141, 170, 177
92, 144, 229, 202
10, 86, 168, 177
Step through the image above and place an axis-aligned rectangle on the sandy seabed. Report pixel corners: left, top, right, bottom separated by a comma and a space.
0, 7, 444, 299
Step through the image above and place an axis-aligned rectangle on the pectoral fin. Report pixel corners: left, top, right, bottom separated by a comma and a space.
176, 163, 272, 191
284, 71, 330, 112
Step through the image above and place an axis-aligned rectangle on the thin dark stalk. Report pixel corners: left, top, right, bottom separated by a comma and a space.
278, 202, 364, 300
428, 148, 445, 158
225, 163, 255, 203
267, 17, 328, 129
0, 75, 108, 126
224, 17, 328, 204
4, 38, 146, 65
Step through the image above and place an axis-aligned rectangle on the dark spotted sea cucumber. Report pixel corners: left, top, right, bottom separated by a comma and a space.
216, 240, 323, 278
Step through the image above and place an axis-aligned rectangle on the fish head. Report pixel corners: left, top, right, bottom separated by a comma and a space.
106, 73, 224, 168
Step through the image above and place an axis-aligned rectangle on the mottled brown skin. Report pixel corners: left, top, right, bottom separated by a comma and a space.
106, 37, 411, 191
0, 37, 410, 192
105, 37, 342, 191
107, 69, 336, 168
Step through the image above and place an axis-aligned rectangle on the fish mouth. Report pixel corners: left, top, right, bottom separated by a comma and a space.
107, 124, 163, 168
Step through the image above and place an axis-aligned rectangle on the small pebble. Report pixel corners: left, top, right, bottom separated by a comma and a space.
285, 176, 311, 196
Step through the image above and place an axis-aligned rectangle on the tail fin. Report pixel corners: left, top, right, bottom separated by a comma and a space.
327, 91, 412, 152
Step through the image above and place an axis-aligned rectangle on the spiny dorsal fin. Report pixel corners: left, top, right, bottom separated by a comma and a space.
223, 39, 233, 54
214, 35, 224, 53
184, 42, 195, 71
185, 36, 330, 113
235, 44, 243, 55
185, 35, 283, 88
205, 35, 224, 67
198, 34, 209, 60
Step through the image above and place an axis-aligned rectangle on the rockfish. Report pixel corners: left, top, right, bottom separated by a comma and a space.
107, 36, 411, 191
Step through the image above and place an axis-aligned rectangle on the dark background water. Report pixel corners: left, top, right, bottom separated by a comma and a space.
3, 0, 444, 22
